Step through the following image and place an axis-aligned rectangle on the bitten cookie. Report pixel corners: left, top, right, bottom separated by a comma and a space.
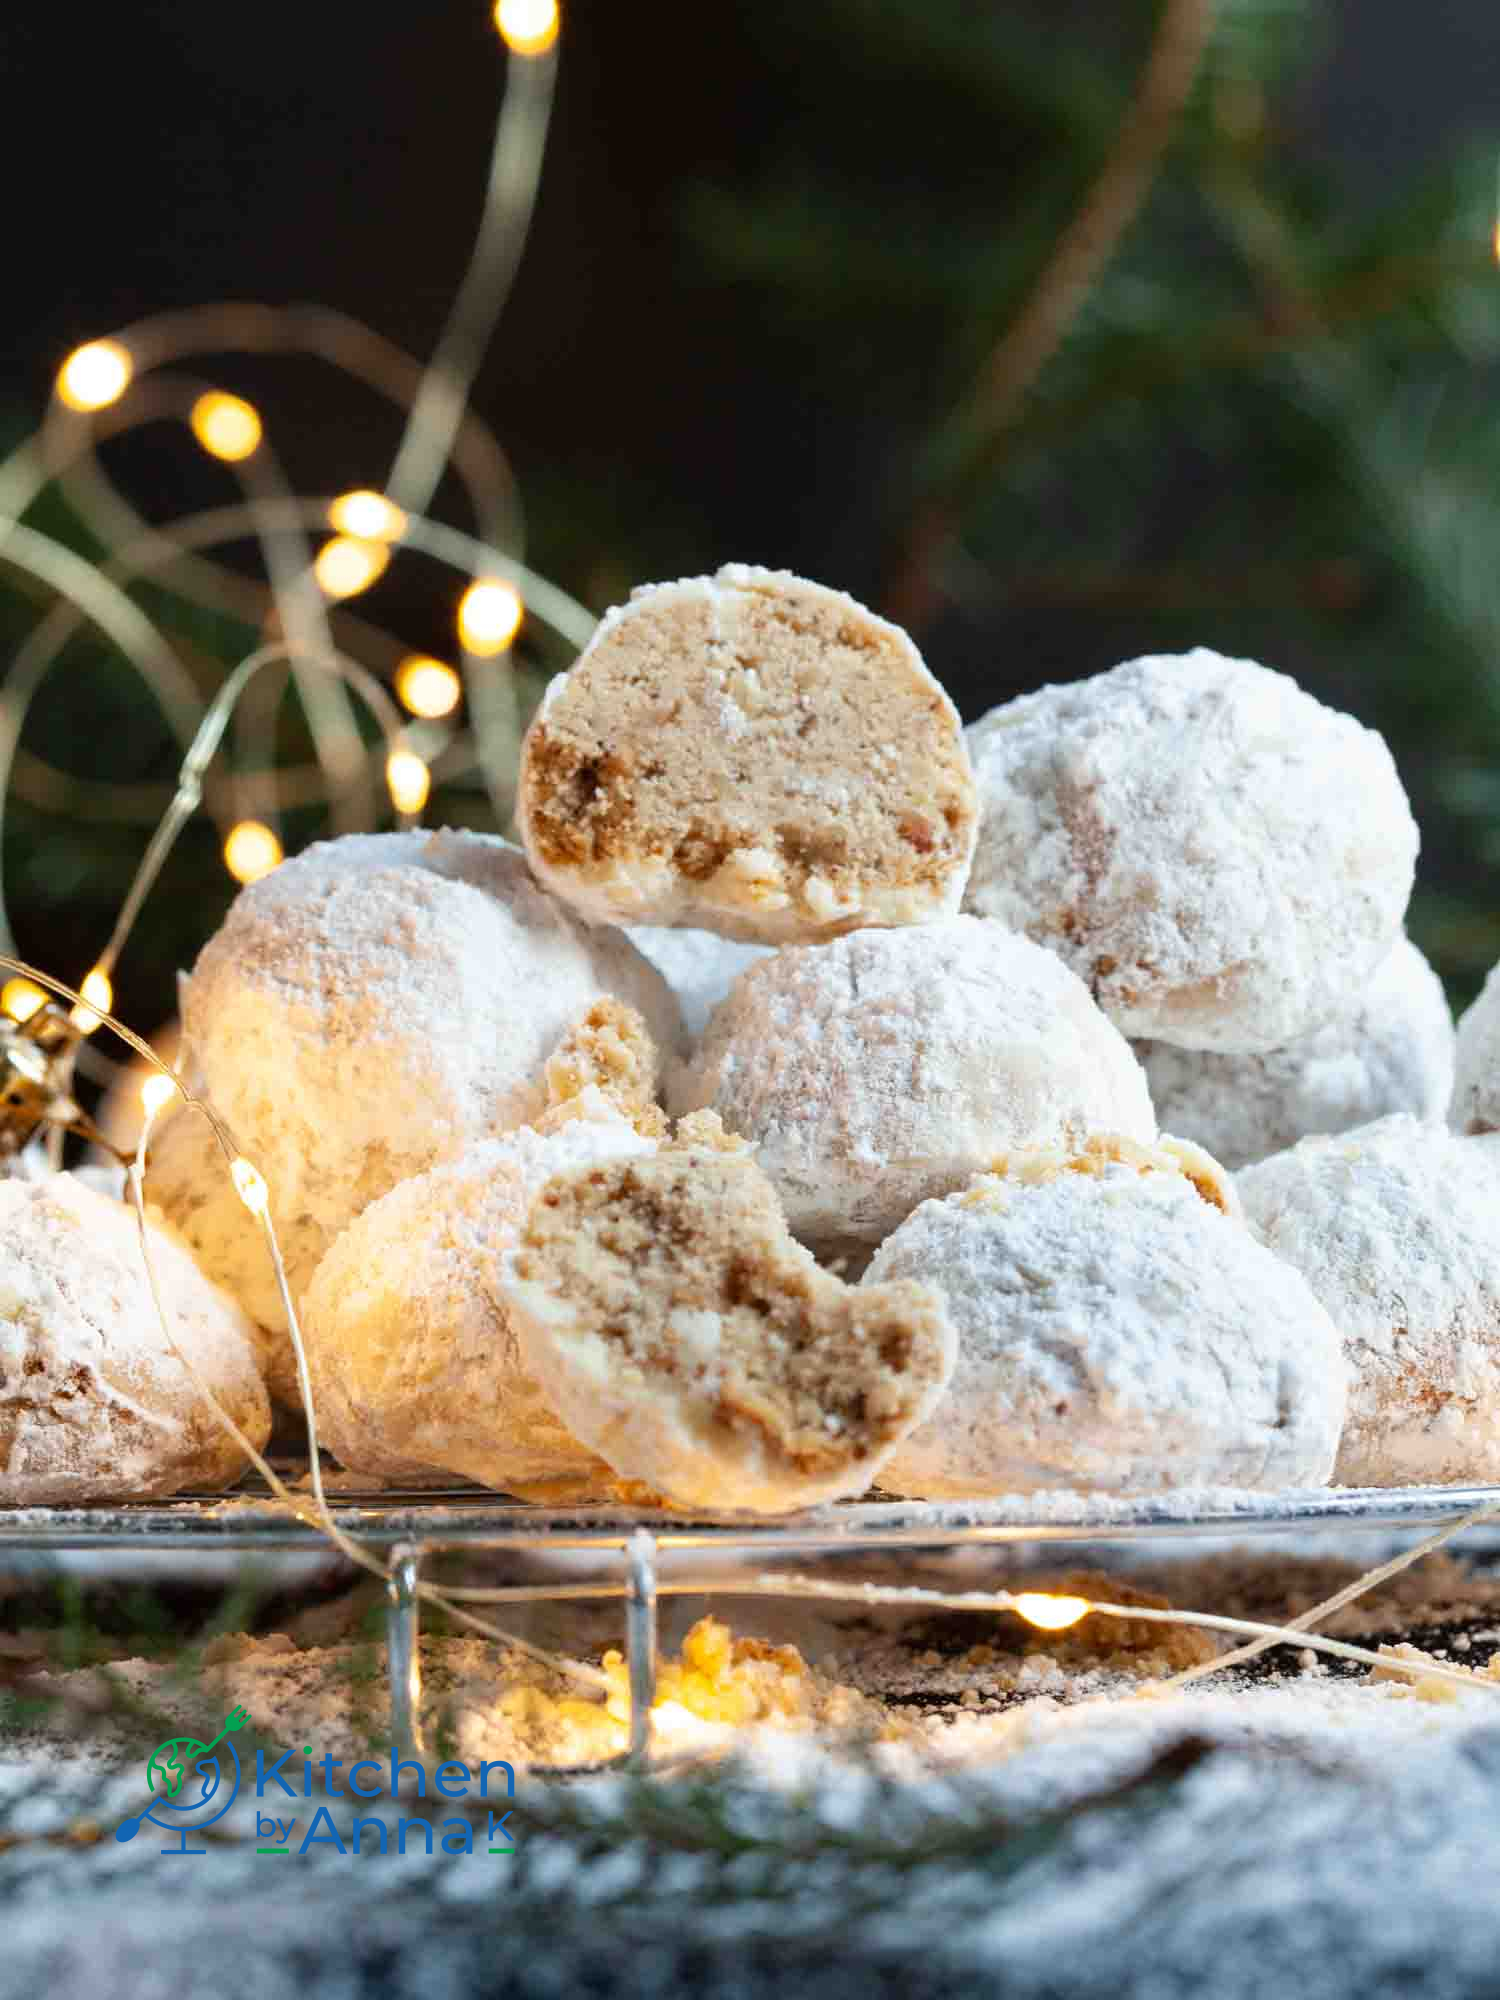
301, 1102, 655, 1497
0, 1175, 269, 1503
964, 649, 1418, 1050
518, 565, 978, 942
670, 915, 1156, 1252
180, 829, 680, 1315
1238, 1115, 1500, 1486
1137, 937, 1453, 1169
500, 1139, 957, 1512
869, 1137, 1345, 1499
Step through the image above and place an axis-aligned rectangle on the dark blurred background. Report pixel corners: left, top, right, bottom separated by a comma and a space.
1, 0, 1498, 1043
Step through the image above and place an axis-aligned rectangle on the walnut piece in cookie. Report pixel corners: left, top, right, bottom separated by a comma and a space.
500, 1140, 957, 1513
518, 565, 978, 943
964, 648, 1418, 1051
868, 1138, 1344, 1499
670, 915, 1156, 1253
544, 998, 667, 1139
0, 1174, 269, 1502
1238, 1115, 1500, 1486
1137, 936, 1453, 1170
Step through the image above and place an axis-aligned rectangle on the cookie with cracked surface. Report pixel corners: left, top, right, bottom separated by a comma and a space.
869, 1138, 1344, 1499
518, 565, 978, 943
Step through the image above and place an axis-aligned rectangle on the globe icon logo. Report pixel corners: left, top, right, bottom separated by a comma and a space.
116, 1705, 248, 1852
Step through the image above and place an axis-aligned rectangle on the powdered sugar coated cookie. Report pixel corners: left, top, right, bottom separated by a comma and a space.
1137, 936, 1453, 1168
1238, 1115, 1500, 1486
964, 649, 1418, 1050
0, 1175, 269, 1502
670, 915, 1156, 1251
181, 829, 680, 1297
869, 1139, 1345, 1498
1451, 960, 1500, 1135
301, 1103, 654, 1496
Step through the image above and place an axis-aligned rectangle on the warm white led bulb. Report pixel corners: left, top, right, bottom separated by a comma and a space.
1011, 1592, 1090, 1632
231, 1157, 270, 1216
386, 748, 432, 816
224, 820, 284, 885
457, 578, 523, 655
1, 978, 47, 1024
190, 391, 263, 462
56, 339, 133, 412
495, 0, 559, 56
140, 1072, 179, 1118
395, 655, 462, 720
314, 536, 391, 600
70, 968, 113, 1035
328, 490, 407, 542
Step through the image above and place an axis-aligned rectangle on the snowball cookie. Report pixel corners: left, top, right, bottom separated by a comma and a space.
518, 565, 979, 943
1451, 961, 1500, 1135
501, 1139, 957, 1512
869, 1137, 1346, 1499
1136, 937, 1454, 1170
670, 915, 1156, 1252
182, 829, 680, 1306
964, 649, 1418, 1051
627, 926, 774, 1042
1238, 1116, 1500, 1486
301, 1103, 654, 1497
0, 1175, 270, 1503
142, 1105, 323, 1407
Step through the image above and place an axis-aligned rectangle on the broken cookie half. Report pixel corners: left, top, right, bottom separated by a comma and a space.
517, 564, 978, 943
499, 1133, 958, 1513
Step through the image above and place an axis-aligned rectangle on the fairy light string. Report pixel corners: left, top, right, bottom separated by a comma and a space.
10, 0, 1492, 1751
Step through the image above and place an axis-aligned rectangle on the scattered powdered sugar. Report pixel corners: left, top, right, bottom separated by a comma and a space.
0, 1175, 268, 1502
181, 829, 681, 1287
1238, 1116, 1500, 1486
1136, 934, 1454, 1168
301, 1104, 656, 1492
964, 648, 1418, 1052
1452, 956, 1500, 1134
867, 1160, 1345, 1497
670, 916, 1156, 1251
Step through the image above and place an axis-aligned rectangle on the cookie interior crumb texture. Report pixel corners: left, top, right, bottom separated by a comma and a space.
503, 1144, 957, 1511
519, 565, 979, 941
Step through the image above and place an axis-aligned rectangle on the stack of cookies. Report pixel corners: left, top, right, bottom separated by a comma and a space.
5, 564, 1496, 1515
